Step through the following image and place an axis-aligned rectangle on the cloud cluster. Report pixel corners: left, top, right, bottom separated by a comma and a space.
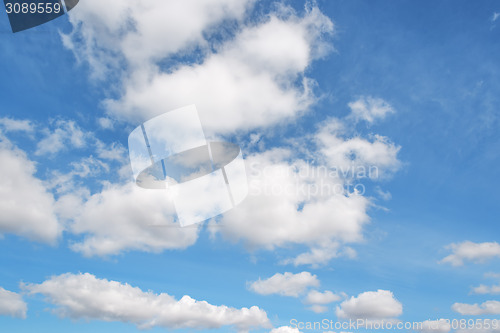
64, 1, 334, 135
0, 287, 27, 319
23, 272, 271, 330
441, 241, 500, 266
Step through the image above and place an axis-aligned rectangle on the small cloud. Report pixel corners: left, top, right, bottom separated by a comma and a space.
492, 12, 500, 22
97, 117, 114, 130
248, 272, 319, 297
0, 287, 27, 319
336, 290, 403, 320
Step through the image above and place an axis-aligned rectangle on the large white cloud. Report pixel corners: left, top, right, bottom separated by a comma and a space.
69, 183, 200, 257
64, 1, 334, 134
23, 272, 271, 330
440, 241, 500, 266
452, 301, 500, 315
0, 287, 27, 319
248, 272, 319, 297
0, 138, 60, 243
335, 290, 403, 320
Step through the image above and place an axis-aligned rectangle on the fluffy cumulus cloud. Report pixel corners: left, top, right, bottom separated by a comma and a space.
68, 183, 200, 257
23, 273, 271, 331
0, 138, 61, 243
248, 272, 319, 297
64, 1, 334, 134
0, 287, 27, 319
64, 0, 256, 72
452, 301, 500, 315
304, 290, 342, 305
440, 241, 500, 266
335, 290, 403, 320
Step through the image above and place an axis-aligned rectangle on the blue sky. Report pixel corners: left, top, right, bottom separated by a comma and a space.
0, 1, 500, 332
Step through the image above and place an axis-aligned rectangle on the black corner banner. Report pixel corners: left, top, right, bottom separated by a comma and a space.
4, 0, 80, 33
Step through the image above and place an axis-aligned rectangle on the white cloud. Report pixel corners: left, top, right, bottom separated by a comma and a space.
452, 301, 500, 315
416, 319, 451, 333
104, 6, 333, 135
95, 141, 127, 162
307, 304, 328, 313
23, 273, 270, 330
97, 117, 114, 130
212, 147, 372, 266
335, 290, 403, 320
0, 287, 27, 319
347, 96, 395, 124
36, 120, 88, 156
492, 12, 500, 22
440, 241, 500, 266
471, 284, 500, 295
69, 183, 200, 257
64, 0, 256, 73
304, 290, 342, 305
248, 272, 319, 297
0, 117, 34, 133
270, 326, 302, 333
64, 1, 333, 135
316, 119, 401, 181
0, 138, 61, 243
456, 328, 500, 333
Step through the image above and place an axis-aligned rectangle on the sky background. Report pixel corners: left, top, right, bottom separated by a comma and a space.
0, 1, 500, 333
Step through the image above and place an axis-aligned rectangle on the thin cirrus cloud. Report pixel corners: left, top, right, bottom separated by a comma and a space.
22, 272, 271, 331
248, 272, 320, 297
440, 241, 500, 266
0, 287, 27, 319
